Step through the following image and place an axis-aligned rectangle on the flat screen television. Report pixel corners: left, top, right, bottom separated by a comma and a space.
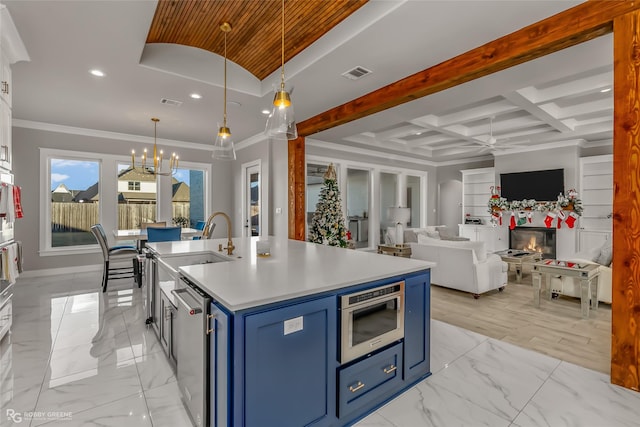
499, 169, 564, 201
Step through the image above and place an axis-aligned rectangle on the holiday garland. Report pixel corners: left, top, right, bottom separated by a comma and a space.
308, 164, 348, 248
487, 188, 583, 216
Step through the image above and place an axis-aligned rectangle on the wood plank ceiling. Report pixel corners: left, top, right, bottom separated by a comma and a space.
146, 0, 368, 81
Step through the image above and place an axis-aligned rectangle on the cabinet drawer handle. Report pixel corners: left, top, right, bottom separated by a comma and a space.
349, 381, 365, 393
1, 82, 7, 95
383, 365, 397, 374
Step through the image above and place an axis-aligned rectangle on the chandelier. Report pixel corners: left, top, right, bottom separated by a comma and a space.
131, 118, 178, 176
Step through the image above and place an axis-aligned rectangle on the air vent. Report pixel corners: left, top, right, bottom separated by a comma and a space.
341, 66, 372, 80
160, 98, 183, 107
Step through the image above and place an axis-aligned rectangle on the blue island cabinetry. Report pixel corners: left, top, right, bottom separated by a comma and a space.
209, 269, 431, 427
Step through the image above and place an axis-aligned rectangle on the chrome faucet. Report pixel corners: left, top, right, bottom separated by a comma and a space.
203, 211, 235, 255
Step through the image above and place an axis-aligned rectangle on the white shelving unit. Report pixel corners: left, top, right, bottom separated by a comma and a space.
578, 155, 612, 251
461, 167, 495, 225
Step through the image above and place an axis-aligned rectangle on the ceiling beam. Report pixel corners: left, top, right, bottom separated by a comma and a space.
297, 1, 638, 137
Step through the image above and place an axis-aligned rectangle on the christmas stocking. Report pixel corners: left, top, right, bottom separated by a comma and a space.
509, 212, 516, 230
517, 211, 527, 226
543, 212, 556, 228
498, 211, 503, 226
565, 211, 578, 228
527, 211, 533, 223
556, 210, 566, 229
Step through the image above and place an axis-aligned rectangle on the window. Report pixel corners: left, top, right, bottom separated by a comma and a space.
44, 153, 101, 250
117, 163, 157, 230
172, 166, 206, 228
40, 148, 211, 255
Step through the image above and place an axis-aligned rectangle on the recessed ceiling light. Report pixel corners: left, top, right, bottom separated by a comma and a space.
261, 109, 270, 115
190, 93, 202, 99
227, 100, 241, 107
600, 87, 611, 93
89, 69, 105, 77
415, 132, 422, 136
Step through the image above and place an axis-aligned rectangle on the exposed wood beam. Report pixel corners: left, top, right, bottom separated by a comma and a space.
297, 1, 638, 137
288, 137, 306, 241
611, 9, 640, 392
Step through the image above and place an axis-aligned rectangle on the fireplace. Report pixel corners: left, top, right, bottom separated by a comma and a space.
509, 227, 556, 259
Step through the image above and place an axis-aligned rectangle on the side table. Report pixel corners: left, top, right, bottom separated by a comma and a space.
495, 250, 543, 283
377, 244, 412, 258
531, 260, 600, 319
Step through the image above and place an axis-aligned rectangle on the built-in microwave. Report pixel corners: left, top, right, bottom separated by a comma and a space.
340, 281, 404, 363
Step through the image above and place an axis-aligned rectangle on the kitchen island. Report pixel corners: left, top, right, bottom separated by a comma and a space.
146, 236, 434, 427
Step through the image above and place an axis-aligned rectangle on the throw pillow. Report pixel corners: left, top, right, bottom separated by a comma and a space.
404, 230, 418, 243
596, 240, 613, 266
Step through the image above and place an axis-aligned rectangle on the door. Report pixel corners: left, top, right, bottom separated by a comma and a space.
438, 180, 462, 231
243, 162, 261, 237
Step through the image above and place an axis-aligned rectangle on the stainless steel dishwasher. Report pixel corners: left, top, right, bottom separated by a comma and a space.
172, 277, 212, 427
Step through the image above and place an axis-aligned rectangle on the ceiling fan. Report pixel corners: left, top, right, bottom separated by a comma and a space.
457, 116, 518, 153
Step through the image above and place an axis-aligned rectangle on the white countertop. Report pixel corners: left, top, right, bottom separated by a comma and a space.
147, 237, 434, 312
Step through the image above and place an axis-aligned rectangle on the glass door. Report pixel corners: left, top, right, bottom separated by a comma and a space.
346, 168, 370, 248
244, 163, 260, 236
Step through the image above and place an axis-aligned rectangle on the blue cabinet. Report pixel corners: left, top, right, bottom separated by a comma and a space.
243, 296, 337, 427
338, 342, 403, 419
403, 271, 431, 382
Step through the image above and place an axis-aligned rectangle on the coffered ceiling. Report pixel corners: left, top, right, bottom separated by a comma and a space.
7, 0, 609, 165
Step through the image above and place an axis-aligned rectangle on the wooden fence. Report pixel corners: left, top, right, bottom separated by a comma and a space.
51, 202, 190, 231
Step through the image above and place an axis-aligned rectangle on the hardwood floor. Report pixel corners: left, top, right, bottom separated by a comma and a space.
430, 269, 611, 374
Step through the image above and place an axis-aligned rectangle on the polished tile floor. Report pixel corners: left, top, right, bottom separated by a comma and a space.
2, 272, 640, 426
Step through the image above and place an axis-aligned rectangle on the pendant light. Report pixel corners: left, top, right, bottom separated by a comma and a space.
265, 0, 298, 140
130, 118, 178, 176
212, 22, 236, 160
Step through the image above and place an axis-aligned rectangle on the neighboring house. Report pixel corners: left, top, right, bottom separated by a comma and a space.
51, 183, 79, 202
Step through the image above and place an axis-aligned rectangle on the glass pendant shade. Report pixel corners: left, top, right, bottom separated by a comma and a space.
265, 87, 297, 140
212, 124, 236, 160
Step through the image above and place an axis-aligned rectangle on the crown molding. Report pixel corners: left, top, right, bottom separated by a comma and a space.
13, 119, 214, 152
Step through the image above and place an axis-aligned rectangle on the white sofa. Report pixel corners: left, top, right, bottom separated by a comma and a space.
408, 235, 508, 298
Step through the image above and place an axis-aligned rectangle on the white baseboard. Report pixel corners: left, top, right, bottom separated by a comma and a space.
20, 264, 102, 278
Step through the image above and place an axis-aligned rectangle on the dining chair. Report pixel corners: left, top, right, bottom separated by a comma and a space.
91, 224, 140, 293
192, 220, 206, 240
146, 226, 182, 243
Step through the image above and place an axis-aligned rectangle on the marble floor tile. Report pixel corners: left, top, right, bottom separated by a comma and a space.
134, 351, 176, 391
126, 323, 163, 358
32, 392, 151, 427
144, 381, 193, 427
353, 412, 395, 426
427, 347, 554, 420
514, 361, 640, 427
373, 379, 512, 427
35, 362, 142, 416
430, 319, 487, 374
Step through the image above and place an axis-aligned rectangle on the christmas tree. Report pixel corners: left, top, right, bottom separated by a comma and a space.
308, 164, 348, 248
